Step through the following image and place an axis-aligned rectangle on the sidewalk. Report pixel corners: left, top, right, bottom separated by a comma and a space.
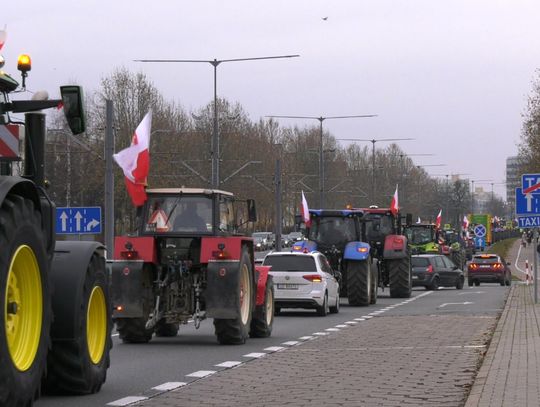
464, 240, 540, 407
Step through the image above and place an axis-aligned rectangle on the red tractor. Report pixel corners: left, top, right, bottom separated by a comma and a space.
110, 188, 274, 344
359, 207, 412, 298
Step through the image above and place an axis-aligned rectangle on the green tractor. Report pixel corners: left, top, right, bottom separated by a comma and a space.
404, 223, 440, 255
440, 228, 467, 270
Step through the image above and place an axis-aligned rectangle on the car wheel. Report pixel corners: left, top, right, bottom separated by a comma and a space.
316, 292, 329, 316
329, 290, 340, 314
468, 279, 473, 287
505, 274, 511, 286
430, 276, 440, 290
474, 280, 480, 287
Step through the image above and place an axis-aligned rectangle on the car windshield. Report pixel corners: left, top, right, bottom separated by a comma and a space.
263, 255, 316, 271
411, 257, 430, 267
144, 195, 213, 233
308, 216, 357, 245
409, 227, 434, 245
364, 213, 394, 241
473, 256, 499, 264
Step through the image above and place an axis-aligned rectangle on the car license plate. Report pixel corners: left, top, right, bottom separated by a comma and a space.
480, 265, 490, 268
412, 275, 418, 280
277, 283, 298, 290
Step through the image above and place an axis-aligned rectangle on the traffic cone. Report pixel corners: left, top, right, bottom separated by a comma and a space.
525, 260, 530, 285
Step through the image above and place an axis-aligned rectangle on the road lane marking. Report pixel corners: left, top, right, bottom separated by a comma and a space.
264, 346, 285, 352
458, 291, 485, 295
152, 382, 186, 391
282, 340, 300, 346
107, 396, 148, 406
325, 328, 340, 332
243, 352, 266, 358
299, 335, 315, 340
438, 301, 474, 309
215, 361, 242, 368
344, 321, 358, 324
354, 318, 366, 321
313, 332, 329, 335
335, 324, 349, 328
186, 370, 216, 378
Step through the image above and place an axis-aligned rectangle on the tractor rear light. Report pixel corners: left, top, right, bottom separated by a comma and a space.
303, 274, 322, 282
212, 250, 230, 260
115, 305, 124, 312
120, 250, 139, 260
357, 247, 369, 253
426, 265, 433, 273
292, 245, 302, 251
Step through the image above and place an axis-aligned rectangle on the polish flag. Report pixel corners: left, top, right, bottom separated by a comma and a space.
0, 27, 6, 51
113, 110, 152, 206
462, 215, 469, 230
301, 191, 311, 227
416, 217, 421, 224
435, 209, 442, 229
390, 185, 399, 216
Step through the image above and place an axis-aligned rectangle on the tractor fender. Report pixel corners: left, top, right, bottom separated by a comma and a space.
291, 240, 317, 253
383, 234, 409, 259
49, 241, 106, 340
201, 236, 250, 263
343, 241, 371, 261
254, 265, 271, 306
108, 259, 150, 318
206, 260, 242, 319
114, 236, 157, 263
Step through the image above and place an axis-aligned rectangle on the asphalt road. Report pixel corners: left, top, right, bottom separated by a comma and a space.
36, 282, 508, 407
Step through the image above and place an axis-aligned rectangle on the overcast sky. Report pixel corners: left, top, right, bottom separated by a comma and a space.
4, 0, 540, 199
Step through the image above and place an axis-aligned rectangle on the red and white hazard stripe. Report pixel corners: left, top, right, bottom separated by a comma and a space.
0, 124, 22, 159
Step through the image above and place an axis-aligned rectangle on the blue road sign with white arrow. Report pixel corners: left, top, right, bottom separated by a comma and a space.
516, 187, 540, 215
56, 207, 102, 234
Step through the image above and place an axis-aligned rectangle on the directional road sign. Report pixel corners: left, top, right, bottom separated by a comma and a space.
516, 187, 540, 215
56, 207, 102, 234
517, 216, 540, 229
474, 236, 485, 250
521, 173, 540, 195
473, 224, 486, 238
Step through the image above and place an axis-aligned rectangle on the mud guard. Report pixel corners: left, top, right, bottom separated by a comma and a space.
206, 260, 241, 319
343, 241, 371, 261
108, 260, 147, 318
49, 241, 106, 340
254, 265, 271, 306
383, 235, 409, 259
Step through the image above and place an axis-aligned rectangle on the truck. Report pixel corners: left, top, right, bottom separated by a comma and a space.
291, 209, 376, 306
360, 207, 412, 298
109, 188, 274, 344
0, 49, 112, 405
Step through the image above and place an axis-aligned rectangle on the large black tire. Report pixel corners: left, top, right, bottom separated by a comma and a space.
346, 259, 371, 306
43, 252, 112, 394
430, 276, 440, 290
116, 318, 153, 343
0, 194, 52, 407
451, 251, 464, 270
214, 248, 253, 344
388, 257, 412, 298
456, 276, 464, 290
250, 278, 274, 338
155, 320, 179, 337
369, 261, 378, 305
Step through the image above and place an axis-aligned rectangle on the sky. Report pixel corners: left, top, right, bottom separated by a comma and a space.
3, 0, 540, 200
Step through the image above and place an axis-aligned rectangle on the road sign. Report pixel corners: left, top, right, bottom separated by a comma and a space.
56, 207, 102, 234
473, 224, 486, 238
517, 216, 540, 229
521, 173, 540, 194
516, 187, 540, 215
474, 236, 485, 249
0, 124, 22, 159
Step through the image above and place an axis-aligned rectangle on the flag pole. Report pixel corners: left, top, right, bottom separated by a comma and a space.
105, 99, 115, 258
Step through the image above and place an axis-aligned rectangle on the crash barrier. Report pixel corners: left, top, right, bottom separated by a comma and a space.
491, 229, 522, 243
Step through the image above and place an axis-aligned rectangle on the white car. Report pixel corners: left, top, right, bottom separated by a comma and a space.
262, 251, 340, 316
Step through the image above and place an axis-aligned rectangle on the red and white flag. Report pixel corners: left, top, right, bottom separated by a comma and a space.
435, 209, 442, 229
390, 184, 399, 216
462, 215, 469, 230
113, 110, 152, 206
301, 190, 311, 227
0, 27, 6, 51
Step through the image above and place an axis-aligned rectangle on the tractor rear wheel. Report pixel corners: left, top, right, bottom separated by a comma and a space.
346, 259, 371, 306
155, 320, 179, 337
0, 194, 51, 406
451, 251, 464, 270
116, 318, 153, 343
388, 257, 412, 298
369, 262, 378, 305
43, 252, 111, 394
214, 249, 253, 344
250, 278, 274, 338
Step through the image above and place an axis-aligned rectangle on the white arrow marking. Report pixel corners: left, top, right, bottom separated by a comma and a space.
60, 211, 68, 232
87, 219, 100, 231
438, 301, 473, 308
74, 211, 83, 231
526, 193, 533, 212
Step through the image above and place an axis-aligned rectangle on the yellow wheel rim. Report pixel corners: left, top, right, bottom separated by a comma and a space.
5, 245, 43, 372
87, 286, 107, 364
239, 264, 251, 325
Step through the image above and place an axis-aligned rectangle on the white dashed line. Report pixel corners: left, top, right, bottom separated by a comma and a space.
325, 328, 340, 332
313, 332, 329, 336
152, 382, 186, 391
215, 361, 242, 368
335, 324, 349, 328
345, 321, 358, 325
243, 352, 266, 358
264, 346, 285, 352
354, 318, 366, 321
362, 315, 374, 319
107, 396, 148, 406
299, 335, 315, 340
186, 370, 216, 378
282, 340, 300, 346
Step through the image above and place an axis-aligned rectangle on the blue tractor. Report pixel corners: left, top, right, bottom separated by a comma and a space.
292, 209, 376, 306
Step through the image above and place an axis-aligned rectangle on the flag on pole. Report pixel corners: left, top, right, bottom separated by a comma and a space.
301, 190, 311, 227
0, 26, 6, 51
113, 110, 153, 206
435, 209, 442, 229
416, 216, 421, 224
390, 184, 399, 216
462, 215, 469, 230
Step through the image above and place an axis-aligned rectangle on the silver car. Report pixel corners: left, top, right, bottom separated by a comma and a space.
262, 251, 340, 316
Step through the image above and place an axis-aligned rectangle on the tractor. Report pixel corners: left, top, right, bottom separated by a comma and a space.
404, 223, 440, 255
359, 207, 412, 298
440, 228, 467, 269
291, 209, 376, 306
109, 188, 274, 344
0, 50, 112, 405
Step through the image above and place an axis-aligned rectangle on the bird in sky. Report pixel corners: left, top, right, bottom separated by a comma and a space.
322, 17, 328, 21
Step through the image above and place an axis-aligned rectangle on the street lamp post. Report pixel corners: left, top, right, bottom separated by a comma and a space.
136, 54, 300, 188
267, 115, 377, 208
337, 138, 414, 205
